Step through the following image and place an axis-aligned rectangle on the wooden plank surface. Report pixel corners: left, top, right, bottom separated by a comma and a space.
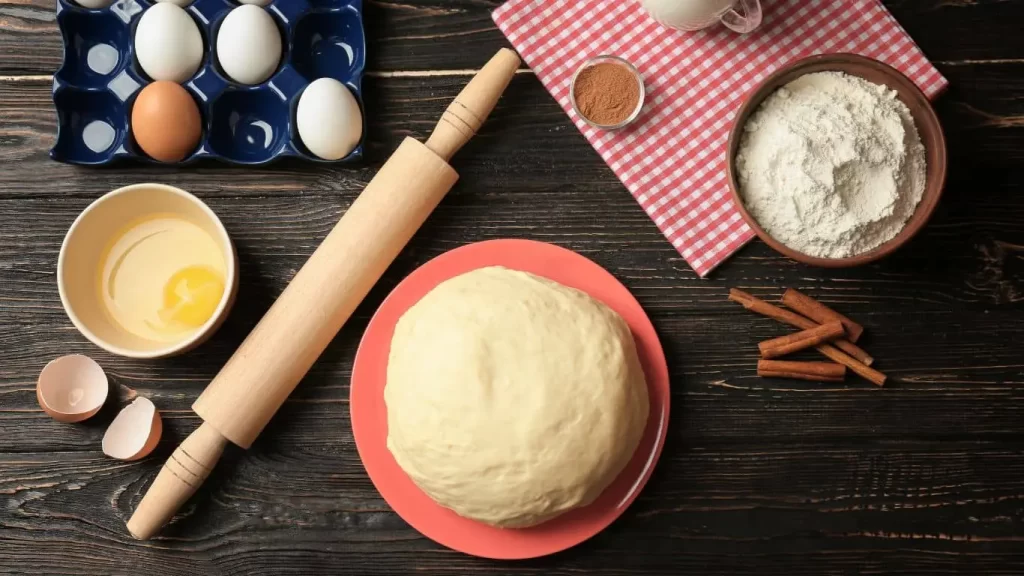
2, 0, 1024, 574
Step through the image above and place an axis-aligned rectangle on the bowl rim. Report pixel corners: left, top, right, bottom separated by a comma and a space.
725, 53, 948, 268
57, 182, 238, 359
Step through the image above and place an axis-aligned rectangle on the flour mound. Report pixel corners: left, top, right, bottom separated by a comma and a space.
736, 71, 927, 258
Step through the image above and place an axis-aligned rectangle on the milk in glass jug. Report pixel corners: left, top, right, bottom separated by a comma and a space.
639, 0, 763, 33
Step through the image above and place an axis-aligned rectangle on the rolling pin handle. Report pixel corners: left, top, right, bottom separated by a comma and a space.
425, 48, 521, 161
126, 422, 228, 540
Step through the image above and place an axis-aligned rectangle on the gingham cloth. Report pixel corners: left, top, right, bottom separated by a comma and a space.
493, 0, 948, 276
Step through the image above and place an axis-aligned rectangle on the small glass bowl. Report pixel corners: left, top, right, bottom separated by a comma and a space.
569, 55, 646, 130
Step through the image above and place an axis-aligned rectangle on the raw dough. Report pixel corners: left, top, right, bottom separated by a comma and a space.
385, 266, 650, 528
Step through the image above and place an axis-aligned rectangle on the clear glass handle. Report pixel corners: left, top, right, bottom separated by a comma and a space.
720, 0, 762, 34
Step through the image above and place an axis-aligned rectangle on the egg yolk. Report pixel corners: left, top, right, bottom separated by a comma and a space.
157, 265, 225, 330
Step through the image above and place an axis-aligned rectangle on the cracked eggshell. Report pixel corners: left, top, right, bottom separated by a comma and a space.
103, 397, 163, 461
37, 355, 109, 423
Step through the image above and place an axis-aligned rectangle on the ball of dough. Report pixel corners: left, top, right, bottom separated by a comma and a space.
385, 266, 649, 528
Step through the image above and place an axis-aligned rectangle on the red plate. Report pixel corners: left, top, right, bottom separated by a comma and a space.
350, 239, 670, 559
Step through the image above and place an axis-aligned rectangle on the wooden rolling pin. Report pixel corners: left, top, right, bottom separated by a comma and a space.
126, 48, 522, 540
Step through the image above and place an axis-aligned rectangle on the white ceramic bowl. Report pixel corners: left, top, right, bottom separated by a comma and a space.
58, 183, 238, 358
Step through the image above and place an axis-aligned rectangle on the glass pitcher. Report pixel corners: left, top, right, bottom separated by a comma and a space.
639, 0, 763, 34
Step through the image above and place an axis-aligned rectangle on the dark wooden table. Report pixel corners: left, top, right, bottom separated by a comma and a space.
2, 1, 1023, 574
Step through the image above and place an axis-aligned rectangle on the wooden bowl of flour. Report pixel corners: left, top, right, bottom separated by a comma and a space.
726, 53, 947, 267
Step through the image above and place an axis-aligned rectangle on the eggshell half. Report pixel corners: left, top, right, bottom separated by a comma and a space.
102, 397, 163, 461
37, 355, 109, 423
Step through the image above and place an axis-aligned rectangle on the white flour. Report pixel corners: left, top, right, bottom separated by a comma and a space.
736, 71, 927, 258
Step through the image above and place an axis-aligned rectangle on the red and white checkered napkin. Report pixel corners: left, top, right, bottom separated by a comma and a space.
493, 0, 947, 276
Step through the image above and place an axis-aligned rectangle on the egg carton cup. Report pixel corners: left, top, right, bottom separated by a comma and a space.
51, 0, 366, 166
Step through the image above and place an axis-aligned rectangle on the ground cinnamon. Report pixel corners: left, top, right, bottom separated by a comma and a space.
573, 62, 640, 126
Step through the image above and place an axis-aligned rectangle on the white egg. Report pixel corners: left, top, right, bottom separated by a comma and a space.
152, 0, 193, 6
216, 5, 282, 85
237, 0, 272, 5
296, 78, 363, 161
134, 3, 204, 83
75, 0, 114, 8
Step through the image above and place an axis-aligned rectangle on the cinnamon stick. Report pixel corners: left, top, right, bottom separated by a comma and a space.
782, 288, 864, 342
758, 321, 845, 359
816, 344, 887, 386
729, 289, 874, 366
730, 289, 887, 386
758, 360, 846, 382
829, 337, 873, 366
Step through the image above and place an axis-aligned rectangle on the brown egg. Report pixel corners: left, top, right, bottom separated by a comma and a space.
131, 81, 202, 162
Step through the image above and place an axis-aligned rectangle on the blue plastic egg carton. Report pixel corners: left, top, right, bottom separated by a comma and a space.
51, 0, 365, 165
